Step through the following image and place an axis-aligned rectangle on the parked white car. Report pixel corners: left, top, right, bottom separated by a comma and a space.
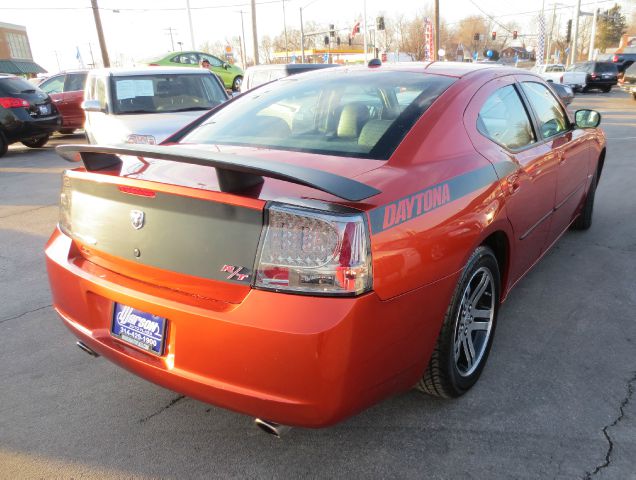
530, 64, 587, 91
82, 67, 229, 145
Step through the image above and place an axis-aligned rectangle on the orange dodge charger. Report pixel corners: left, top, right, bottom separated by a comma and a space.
46, 63, 605, 433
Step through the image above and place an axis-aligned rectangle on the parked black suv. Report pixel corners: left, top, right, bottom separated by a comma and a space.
0, 74, 61, 157
569, 61, 619, 92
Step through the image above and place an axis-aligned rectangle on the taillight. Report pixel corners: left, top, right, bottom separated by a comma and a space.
255, 203, 372, 296
59, 172, 72, 237
612, 55, 619, 62
0, 97, 29, 108
591, 73, 597, 79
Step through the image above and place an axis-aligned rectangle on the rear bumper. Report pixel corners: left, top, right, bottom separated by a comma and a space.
2, 112, 61, 142
45, 229, 455, 427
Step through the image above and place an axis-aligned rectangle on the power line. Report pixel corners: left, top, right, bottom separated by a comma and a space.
0, 0, 286, 11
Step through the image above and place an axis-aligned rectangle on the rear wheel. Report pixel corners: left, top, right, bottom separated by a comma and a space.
416, 246, 500, 398
232, 76, 243, 92
21, 134, 50, 148
58, 128, 76, 135
572, 171, 598, 230
602, 86, 611, 93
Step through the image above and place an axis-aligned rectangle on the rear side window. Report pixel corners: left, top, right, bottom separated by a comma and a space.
521, 82, 569, 138
65, 73, 87, 92
477, 85, 536, 150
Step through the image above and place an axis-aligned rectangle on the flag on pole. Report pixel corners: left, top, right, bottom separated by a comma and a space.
76, 46, 85, 68
536, 14, 545, 66
424, 17, 434, 61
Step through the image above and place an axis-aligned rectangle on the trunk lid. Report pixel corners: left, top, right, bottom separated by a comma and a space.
61, 144, 383, 304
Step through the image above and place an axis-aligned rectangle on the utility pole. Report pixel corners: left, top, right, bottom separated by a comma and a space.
588, 4, 598, 60
363, 0, 368, 62
90, 0, 110, 67
546, 3, 557, 64
282, 0, 289, 62
300, 7, 305, 63
165, 27, 176, 51
186, 0, 195, 50
88, 43, 96, 68
434, 0, 440, 60
237, 10, 247, 68
571, 0, 581, 64
251, 0, 259, 65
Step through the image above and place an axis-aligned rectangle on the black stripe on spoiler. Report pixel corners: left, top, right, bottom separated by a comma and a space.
56, 144, 381, 202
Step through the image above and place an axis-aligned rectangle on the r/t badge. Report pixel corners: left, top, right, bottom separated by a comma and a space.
220, 265, 250, 281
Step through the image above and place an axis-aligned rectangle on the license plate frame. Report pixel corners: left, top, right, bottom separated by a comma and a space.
111, 303, 167, 356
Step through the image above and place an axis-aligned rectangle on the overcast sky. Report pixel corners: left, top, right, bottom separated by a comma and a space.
1, 0, 633, 72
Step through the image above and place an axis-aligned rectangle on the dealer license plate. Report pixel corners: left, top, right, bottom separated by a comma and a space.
111, 303, 167, 355
38, 104, 50, 115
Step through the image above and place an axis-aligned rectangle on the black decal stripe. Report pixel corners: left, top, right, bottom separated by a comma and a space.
369, 165, 498, 234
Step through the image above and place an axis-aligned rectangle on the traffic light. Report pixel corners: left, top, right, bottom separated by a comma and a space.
512, 30, 518, 40
566, 19, 572, 43
376, 16, 385, 31
473, 33, 480, 41
329, 24, 335, 37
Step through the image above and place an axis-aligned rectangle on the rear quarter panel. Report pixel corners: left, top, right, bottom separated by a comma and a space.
361, 72, 511, 301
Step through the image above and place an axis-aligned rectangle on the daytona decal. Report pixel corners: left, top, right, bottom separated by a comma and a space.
369, 165, 498, 233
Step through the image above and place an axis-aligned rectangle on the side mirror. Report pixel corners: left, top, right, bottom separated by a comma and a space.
82, 99, 106, 113
575, 109, 601, 128
223, 63, 230, 70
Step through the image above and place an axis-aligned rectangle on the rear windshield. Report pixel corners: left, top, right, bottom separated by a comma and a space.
0, 76, 40, 95
183, 70, 455, 160
110, 73, 227, 114
595, 63, 618, 73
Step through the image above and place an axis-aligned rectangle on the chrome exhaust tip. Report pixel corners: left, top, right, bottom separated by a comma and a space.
76, 341, 100, 358
254, 418, 291, 438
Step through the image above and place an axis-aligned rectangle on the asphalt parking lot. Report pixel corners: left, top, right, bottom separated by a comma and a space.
1, 90, 634, 480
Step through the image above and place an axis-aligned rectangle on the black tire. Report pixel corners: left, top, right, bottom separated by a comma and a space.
632, 92, 636, 101
0, 134, 7, 158
21, 134, 50, 148
602, 86, 611, 93
416, 246, 500, 398
572, 171, 598, 230
58, 128, 76, 135
232, 76, 243, 92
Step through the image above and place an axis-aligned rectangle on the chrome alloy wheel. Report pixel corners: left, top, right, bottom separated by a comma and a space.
453, 267, 495, 377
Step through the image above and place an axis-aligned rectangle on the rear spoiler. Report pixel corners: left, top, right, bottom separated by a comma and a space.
56, 144, 381, 202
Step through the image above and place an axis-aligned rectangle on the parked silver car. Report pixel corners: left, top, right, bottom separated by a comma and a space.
82, 67, 229, 145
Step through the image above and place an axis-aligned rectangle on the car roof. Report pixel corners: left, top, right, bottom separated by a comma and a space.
290, 61, 526, 79
246, 63, 339, 72
89, 66, 210, 77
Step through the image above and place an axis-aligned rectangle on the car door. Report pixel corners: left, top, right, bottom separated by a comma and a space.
62, 72, 87, 129
518, 79, 591, 244
465, 76, 559, 284
39, 74, 67, 121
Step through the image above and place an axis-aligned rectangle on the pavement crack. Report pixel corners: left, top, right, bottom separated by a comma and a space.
0, 204, 54, 219
583, 371, 636, 479
139, 394, 185, 424
0, 304, 52, 324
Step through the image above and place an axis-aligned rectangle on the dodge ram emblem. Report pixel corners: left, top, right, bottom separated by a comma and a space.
130, 210, 145, 230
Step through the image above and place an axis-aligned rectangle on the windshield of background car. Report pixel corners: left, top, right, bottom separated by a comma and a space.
0, 76, 40, 95
182, 71, 456, 160
110, 73, 227, 115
